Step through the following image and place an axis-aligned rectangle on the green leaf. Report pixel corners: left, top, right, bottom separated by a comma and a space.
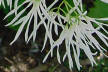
88, 0, 108, 18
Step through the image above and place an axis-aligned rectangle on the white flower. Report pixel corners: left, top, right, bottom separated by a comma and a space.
42, 0, 108, 70
4, 0, 59, 45
2, 0, 108, 71
101, 0, 108, 3
43, 14, 108, 70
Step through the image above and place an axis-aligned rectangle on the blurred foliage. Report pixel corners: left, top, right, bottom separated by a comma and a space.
93, 58, 108, 72
88, 0, 108, 18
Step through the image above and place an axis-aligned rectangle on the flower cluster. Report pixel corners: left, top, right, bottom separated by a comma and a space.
1, 0, 108, 70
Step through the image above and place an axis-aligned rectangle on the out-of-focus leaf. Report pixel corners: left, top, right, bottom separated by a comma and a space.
88, 0, 108, 18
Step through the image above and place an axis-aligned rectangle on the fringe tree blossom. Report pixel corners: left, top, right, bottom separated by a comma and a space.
1, 0, 108, 71
4, 0, 59, 45
42, 0, 108, 70
43, 14, 108, 70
